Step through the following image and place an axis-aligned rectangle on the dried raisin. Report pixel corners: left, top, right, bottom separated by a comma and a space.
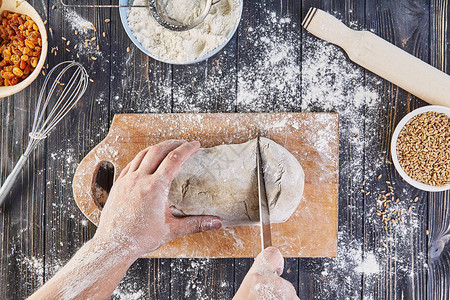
0, 11, 41, 86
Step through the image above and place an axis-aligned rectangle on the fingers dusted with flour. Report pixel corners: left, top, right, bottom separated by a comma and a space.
233, 247, 300, 300
128, 147, 152, 173
167, 202, 222, 239
120, 140, 187, 178
250, 246, 285, 276
118, 163, 131, 179
138, 140, 187, 174
155, 141, 201, 183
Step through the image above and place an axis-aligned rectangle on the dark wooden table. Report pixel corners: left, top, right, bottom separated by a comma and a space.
1, 0, 449, 299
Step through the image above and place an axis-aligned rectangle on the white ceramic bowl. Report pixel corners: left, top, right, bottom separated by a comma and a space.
119, 0, 243, 65
391, 105, 450, 192
0, 0, 48, 98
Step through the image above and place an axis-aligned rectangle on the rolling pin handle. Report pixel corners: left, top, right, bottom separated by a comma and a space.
302, 7, 357, 51
303, 8, 450, 108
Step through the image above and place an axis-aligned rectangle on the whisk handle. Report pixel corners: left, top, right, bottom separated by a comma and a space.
0, 155, 29, 207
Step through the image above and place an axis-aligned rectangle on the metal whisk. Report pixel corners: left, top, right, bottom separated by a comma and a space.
0, 61, 89, 207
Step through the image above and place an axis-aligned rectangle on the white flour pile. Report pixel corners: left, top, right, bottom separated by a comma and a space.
127, 0, 242, 63
158, 0, 207, 25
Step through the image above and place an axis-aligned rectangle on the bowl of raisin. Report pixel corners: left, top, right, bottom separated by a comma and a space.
0, 0, 48, 98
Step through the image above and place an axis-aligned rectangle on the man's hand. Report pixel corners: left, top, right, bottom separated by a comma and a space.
94, 140, 223, 257
29, 140, 222, 300
233, 247, 299, 300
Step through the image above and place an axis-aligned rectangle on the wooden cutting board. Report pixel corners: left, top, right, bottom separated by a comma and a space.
73, 113, 339, 258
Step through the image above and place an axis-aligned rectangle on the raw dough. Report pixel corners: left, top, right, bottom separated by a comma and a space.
169, 137, 305, 226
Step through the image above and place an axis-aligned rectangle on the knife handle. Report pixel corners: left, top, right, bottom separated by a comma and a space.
303, 8, 450, 108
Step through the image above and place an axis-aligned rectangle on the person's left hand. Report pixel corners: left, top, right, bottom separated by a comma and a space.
93, 140, 223, 257
28, 140, 223, 300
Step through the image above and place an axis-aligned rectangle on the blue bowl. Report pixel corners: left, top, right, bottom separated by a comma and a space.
119, 0, 243, 65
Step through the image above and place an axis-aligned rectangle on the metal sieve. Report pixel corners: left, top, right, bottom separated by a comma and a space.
60, 0, 222, 31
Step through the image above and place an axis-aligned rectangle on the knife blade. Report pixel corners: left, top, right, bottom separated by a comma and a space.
256, 134, 272, 250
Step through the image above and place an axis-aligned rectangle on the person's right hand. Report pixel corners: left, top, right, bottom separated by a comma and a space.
233, 247, 299, 300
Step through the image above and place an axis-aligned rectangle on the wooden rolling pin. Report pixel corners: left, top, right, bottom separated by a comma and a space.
302, 8, 450, 108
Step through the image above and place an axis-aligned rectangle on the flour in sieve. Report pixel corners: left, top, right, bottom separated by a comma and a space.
127, 0, 242, 63
158, 0, 207, 25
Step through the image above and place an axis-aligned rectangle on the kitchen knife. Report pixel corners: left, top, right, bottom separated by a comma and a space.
256, 134, 272, 250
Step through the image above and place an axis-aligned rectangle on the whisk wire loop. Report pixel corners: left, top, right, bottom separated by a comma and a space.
33, 62, 88, 141
0, 61, 89, 207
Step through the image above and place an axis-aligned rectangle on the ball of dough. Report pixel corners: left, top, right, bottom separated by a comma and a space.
168, 137, 305, 226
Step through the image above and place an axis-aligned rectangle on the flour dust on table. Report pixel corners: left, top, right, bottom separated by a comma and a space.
171, 258, 232, 300
63, 9, 102, 58
9, 4, 431, 299
60, 8, 108, 85
65, 10, 96, 35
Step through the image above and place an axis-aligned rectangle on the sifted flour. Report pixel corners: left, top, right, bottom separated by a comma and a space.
127, 0, 242, 63
158, 0, 207, 25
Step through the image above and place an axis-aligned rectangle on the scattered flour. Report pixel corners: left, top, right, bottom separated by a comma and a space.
61, 9, 104, 65
111, 281, 145, 300
127, 0, 242, 63
169, 258, 232, 299
355, 252, 380, 275
224, 227, 244, 249
21, 256, 44, 285
65, 10, 95, 35
237, 12, 301, 111
8, 4, 430, 300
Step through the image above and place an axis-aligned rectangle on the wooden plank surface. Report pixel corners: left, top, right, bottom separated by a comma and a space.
0, 1, 48, 299
299, 0, 367, 298
364, 0, 429, 298
0, 0, 448, 299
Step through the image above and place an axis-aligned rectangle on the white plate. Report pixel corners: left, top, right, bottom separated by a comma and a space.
119, 0, 243, 65
391, 105, 450, 192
